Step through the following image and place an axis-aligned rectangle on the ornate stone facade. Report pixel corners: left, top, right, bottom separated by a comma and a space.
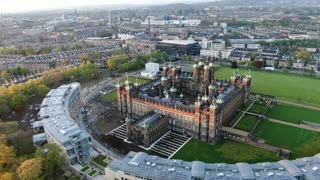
117, 60, 251, 144
126, 113, 169, 148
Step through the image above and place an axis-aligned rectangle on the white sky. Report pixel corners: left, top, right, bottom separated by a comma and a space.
0, 0, 188, 13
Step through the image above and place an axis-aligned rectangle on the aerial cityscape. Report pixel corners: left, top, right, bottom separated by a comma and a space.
0, 0, 320, 179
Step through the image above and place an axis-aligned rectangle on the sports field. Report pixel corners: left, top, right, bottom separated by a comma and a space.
253, 120, 320, 159
172, 139, 280, 164
215, 67, 320, 107
100, 76, 150, 101
266, 104, 320, 124
234, 115, 259, 132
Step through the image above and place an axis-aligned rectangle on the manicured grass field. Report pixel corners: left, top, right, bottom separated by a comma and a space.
249, 104, 266, 114
234, 115, 259, 132
215, 67, 320, 107
100, 76, 150, 101
0, 121, 19, 135
253, 120, 320, 159
266, 104, 320, 124
171, 139, 280, 164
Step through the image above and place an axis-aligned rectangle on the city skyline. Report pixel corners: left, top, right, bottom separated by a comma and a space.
0, 0, 213, 13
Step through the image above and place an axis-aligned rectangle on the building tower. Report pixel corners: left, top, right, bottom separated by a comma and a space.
116, 79, 122, 112
204, 64, 210, 82
125, 76, 132, 117
193, 63, 199, 82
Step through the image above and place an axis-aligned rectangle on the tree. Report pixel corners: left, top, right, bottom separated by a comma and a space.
67, 44, 83, 51
37, 84, 50, 97
80, 53, 90, 63
35, 144, 66, 179
0, 172, 14, 180
255, 60, 264, 68
92, 52, 102, 59
297, 50, 312, 64
231, 61, 238, 68
52, 47, 62, 53
16, 158, 42, 180
0, 135, 16, 173
10, 93, 28, 110
7, 84, 18, 97
0, 98, 10, 118
1, 70, 9, 81
107, 58, 118, 70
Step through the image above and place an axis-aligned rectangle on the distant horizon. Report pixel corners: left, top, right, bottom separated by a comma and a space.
0, 0, 216, 14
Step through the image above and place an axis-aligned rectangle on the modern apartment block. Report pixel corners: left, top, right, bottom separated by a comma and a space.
106, 151, 320, 180
39, 82, 91, 165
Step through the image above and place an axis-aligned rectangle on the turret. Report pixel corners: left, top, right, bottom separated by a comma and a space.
230, 70, 236, 85
161, 75, 168, 87
169, 79, 177, 98
202, 90, 209, 104
204, 64, 210, 82
208, 80, 216, 97
193, 63, 199, 81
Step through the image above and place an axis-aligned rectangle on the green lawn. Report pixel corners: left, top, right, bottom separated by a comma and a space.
0, 121, 19, 135
171, 139, 280, 164
100, 90, 117, 101
80, 166, 90, 172
266, 104, 320, 124
253, 120, 320, 159
249, 104, 266, 114
88, 170, 97, 176
235, 115, 259, 132
215, 67, 320, 107
100, 76, 150, 101
92, 154, 108, 167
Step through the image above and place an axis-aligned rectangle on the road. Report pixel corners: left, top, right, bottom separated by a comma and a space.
75, 71, 141, 160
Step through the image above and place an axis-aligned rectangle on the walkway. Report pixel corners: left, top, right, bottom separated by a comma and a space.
232, 96, 258, 128
269, 118, 320, 133
252, 95, 320, 111
277, 99, 320, 111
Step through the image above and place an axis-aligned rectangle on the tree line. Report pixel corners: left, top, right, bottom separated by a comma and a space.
0, 134, 68, 180
0, 61, 100, 118
107, 50, 168, 73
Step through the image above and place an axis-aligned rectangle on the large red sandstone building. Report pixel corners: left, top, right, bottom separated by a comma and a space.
116, 61, 251, 146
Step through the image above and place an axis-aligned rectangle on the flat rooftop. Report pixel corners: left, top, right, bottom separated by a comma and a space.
159, 40, 198, 46
108, 151, 320, 180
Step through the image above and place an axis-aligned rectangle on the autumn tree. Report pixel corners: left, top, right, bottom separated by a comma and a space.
1, 70, 10, 81
80, 53, 90, 63
107, 58, 118, 70
0, 134, 16, 173
7, 84, 18, 97
0, 172, 14, 180
16, 158, 42, 180
297, 50, 312, 64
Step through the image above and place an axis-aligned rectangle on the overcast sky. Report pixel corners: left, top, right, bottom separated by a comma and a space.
0, 0, 202, 13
